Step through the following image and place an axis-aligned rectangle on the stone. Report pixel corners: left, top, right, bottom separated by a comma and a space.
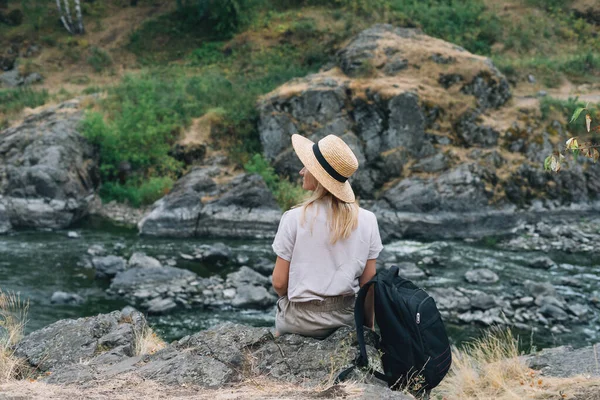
524, 281, 556, 298
15, 310, 145, 371
454, 110, 500, 147
470, 293, 497, 310
146, 297, 178, 314
538, 304, 568, 321
527, 344, 600, 378
67, 231, 80, 239
226, 266, 271, 288
464, 268, 499, 284
128, 252, 162, 269
0, 100, 99, 229
231, 285, 277, 308
528, 256, 556, 270
567, 303, 590, 318
393, 262, 425, 280
411, 153, 448, 173
109, 265, 198, 310
250, 257, 273, 276
428, 288, 471, 312
199, 242, 232, 265
139, 171, 281, 239
92, 255, 127, 279
87, 244, 106, 256
50, 291, 84, 305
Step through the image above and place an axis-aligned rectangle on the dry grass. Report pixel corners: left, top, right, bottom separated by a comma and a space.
0, 375, 376, 400
0, 290, 31, 382
133, 324, 166, 356
433, 329, 600, 400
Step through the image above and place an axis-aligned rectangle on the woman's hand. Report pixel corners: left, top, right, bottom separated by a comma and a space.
272, 256, 290, 297
359, 259, 377, 330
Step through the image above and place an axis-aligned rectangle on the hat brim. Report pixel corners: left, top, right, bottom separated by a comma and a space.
291, 134, 356, 203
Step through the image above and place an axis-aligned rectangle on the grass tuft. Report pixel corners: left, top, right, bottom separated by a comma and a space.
434, 328, 600, 400
0, 290, 31, 382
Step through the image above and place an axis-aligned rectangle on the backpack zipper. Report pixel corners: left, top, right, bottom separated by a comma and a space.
416, 296, 432, 326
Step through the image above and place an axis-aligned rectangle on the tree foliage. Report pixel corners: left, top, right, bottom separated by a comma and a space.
545, 106, 600, 172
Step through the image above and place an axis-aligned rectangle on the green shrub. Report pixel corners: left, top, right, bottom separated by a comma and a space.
98, 177, 175, 207
245, 153, 305, 210
0, 87, 49, 114
187, 42, 228, 66
81, 75, 188, 206
87, 47, 113, 73
389, 0, 502, 55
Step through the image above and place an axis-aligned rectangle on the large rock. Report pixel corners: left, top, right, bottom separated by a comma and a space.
16, 318, 409, 397
92, 255, 127, 279
0, 100, 99, 230
527, 344, 600, 378
258, 24, 510, 198
109, 265, 199, 313
139, 169, 281, 239
15, 310, 145, 371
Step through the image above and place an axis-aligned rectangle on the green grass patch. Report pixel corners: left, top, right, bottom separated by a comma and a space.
389, 0, 502, 55
245, 153, 304, 210
99, 177, 175, 208
0, 87, 49, 129
495, 52, 600, 88
87, 47, 113, 73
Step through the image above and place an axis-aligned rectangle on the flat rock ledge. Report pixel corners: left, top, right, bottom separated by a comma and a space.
138, 168, 282, 240
14, 313, 410, 399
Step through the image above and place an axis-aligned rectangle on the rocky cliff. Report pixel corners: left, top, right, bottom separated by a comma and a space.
258, 24, 600, 241
0, 99, 99, 231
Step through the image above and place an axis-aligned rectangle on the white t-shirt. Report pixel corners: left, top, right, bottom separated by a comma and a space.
272, 199, 384, 302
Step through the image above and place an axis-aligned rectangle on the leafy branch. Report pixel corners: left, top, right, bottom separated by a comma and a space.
544, 104, 599, 172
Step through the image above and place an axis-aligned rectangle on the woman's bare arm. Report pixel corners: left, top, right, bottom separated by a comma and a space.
272, 256, 290, 297
359, 259, 377, 329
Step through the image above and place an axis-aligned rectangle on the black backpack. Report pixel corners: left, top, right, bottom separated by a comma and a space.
337, 265, 452, 393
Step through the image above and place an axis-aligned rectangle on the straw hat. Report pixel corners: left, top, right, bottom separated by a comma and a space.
291, 134, 359, 203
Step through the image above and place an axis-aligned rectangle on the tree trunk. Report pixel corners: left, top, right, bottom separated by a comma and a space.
63, 0, 74, 31
74, 0, 84, 34
56, 0, 73, 34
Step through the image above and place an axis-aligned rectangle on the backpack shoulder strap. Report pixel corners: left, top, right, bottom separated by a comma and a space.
354, 279, 375, 367
335, 275, 379, 384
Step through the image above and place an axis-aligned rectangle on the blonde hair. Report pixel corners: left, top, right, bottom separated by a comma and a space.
300, 182, 359, 244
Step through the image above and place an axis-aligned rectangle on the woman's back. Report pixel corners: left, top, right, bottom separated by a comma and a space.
273, 199, 382, 302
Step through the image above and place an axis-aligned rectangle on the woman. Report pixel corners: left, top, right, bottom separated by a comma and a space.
271, 133, 383, 339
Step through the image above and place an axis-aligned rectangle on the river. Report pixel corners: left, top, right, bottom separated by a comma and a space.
1, 217, 598, 350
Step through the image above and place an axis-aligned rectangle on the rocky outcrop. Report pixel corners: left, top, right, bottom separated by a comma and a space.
527, 344, 600, 378
0, 99, 99, 231
13, 311, 597, 397
107, 253, 276, 313
258, 24, 510, 198
15, 309, 146, 372
257, 24, 600, 241
17, 318, 405, 397
138, 168, 281, 239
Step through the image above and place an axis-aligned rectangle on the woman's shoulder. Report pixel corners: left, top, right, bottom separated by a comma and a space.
281, 206, 303, 221
358, 207, 378, 223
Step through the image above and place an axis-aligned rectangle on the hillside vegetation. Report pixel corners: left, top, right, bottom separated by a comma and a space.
1, 0, 599, 207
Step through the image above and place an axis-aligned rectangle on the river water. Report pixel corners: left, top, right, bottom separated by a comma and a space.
1, 218, 598, 349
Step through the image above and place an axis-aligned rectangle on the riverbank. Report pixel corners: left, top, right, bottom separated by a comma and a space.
3, 309, 599, 400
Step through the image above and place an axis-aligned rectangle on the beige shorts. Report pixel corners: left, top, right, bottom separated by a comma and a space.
275, 295, 355, 339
